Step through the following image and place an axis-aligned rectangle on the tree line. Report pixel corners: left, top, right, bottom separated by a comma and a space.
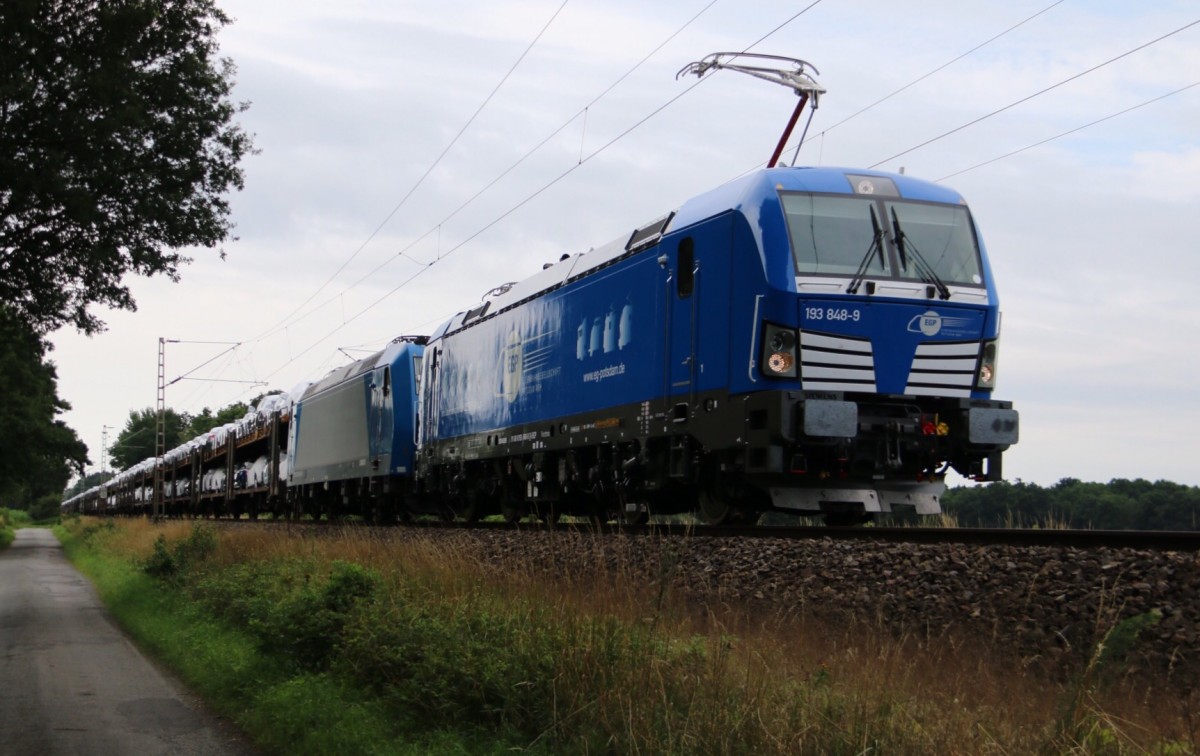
60, 398, 281, 500
1, 0, 252, 516
942, 478, 1200, 531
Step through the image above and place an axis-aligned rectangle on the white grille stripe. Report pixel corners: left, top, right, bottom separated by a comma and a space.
801, 331, 876, 392
912, 341, 980, 357
803, 381, 878, 392
802, 351, 875, 367
801, 332, 873, 353
905, 340, 981, 398
803, 366, 878, 381
911, 357, 977, 371
908, 373, 974, 387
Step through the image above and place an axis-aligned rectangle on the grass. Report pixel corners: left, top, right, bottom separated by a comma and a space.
1, 507, 36, 549
55, 517, 1198, 754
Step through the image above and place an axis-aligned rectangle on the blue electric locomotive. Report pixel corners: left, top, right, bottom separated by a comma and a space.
417, 166, 1018, 524
287, 336, 425, 520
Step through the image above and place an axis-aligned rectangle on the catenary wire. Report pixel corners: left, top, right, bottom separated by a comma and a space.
241, 1, 829, 391
938, 80, 1200, 181
250, 0, 571, 344
819, 0, 1066, 136
867, 17, 1200, 170
723, 1, 1066, 182
251, 0, 724, 351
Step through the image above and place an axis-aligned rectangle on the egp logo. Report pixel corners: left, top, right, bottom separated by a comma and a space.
501, 331, 523, 403
908, 310, 943, 336
907, 310, 973, 338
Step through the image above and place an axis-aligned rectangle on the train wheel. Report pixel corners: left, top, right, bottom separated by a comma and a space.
620, 508, 649, 525
584, 490, 609, 527
537, 505, 561, 525
616, 491, 649, 525
697, 488, 734, 525
500, 499, 522, 524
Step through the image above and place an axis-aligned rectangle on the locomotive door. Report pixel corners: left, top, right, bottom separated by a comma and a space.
369, 365, 392, 469
665, 236, 699, 407
664, 216, 734, 411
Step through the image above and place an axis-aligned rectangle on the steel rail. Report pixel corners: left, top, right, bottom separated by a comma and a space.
245, 518, 1200, 552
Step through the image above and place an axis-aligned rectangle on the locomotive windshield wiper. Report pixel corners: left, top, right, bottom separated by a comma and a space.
846, 205, 884, 295
890, 207, 951, 300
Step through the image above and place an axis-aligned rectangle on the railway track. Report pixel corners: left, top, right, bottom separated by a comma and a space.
192, 516, 1200, 552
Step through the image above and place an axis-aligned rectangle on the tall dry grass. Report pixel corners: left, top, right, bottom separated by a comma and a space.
76, 517, 1198, 753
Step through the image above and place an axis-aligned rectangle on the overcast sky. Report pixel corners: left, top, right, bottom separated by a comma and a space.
50, 0, 1200, 487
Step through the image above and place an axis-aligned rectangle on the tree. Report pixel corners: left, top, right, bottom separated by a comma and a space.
0, 0, 253, 335
0, 309, 88, 507
108, 398, 260, 471
63, 469, 113, 499
186, 401, 247, 438
110, 407, 189, 471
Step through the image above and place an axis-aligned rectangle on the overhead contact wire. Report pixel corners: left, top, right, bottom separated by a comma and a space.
868, 17, 1200, 169
823, 0, 1066, 134
938, 80, 1200, 181
268, 0, 724, 343
241, 0, 832, 393
251, 0, 571, 344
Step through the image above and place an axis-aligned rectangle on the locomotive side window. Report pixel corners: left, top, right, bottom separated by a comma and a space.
677, 237, 695, 298
782, 194, 888, 277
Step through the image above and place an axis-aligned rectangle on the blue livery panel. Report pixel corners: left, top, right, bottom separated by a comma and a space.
289, 340, 423, 488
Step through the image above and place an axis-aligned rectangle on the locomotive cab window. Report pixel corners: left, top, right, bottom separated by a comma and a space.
883, 201, 983, 287
783, 194, 889, 277
677, 237, 695, 298
782, 192, 985, 287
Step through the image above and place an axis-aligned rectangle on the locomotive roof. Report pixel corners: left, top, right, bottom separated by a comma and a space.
670, 166, 965, 232
434, 166, 966, 339
301, 339, 418, 400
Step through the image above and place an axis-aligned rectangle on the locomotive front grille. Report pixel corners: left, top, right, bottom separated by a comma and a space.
799, 331, 877, 393
904, 341, 980, 398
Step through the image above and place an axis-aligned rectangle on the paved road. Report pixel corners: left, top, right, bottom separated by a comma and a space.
0, 529, 255, 755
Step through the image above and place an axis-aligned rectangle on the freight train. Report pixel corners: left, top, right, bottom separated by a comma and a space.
63, 165, 1018, 526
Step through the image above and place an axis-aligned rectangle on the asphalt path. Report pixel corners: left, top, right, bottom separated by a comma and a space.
0, 528, 255, 755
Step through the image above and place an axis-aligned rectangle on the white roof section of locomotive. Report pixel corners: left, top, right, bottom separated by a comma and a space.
441, 209, 680, 338
300, 339, 413, 402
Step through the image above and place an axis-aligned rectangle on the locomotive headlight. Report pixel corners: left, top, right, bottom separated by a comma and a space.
976, 340, 999, 389
762, 323, 799, 379
768, 351, 795, 373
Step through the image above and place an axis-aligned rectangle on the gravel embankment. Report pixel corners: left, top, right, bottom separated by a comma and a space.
409, 528, 1200, 684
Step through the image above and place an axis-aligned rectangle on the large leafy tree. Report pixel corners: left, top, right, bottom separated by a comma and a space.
108, 400, 254, 470
0, 0, 253, 335
0, 309, 88, 506
185, 400, 247, 438
110, 406, 189, 471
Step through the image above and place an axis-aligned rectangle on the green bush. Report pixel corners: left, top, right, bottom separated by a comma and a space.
4, 508, 34, 528
141, 525, 217, 583
191, 558, 381, 672
29, 494, 62, 522
340, 598, 560, 736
